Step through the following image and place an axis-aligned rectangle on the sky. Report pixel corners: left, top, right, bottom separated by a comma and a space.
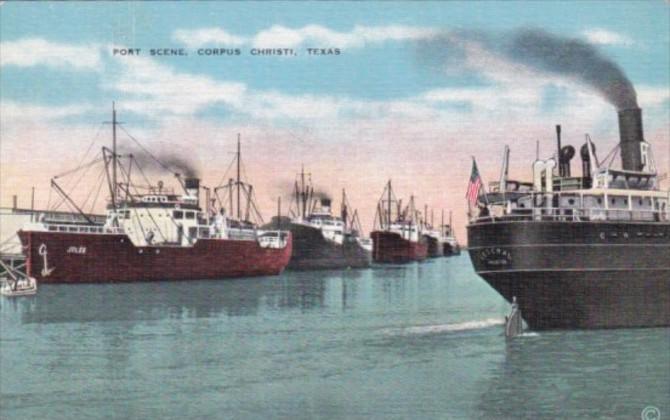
1, 1, 669, 242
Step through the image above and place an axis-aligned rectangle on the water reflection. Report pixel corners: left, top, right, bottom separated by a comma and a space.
1, 273, 332, 325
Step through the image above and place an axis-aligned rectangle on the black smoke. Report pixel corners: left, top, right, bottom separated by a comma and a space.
507, 28, 637, 110
311, 189, 331, 201
121, 148, 200, 178
157, 153, 199, 178
420, 28, 638, 110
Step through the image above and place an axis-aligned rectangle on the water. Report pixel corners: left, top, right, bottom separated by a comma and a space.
1, 255, 668, 419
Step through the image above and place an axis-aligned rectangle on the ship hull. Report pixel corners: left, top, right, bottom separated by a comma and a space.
467, 221, 670, 330
442, 242, 461, 257
18, 230, 292, 283
286, 223, 371, 270
424, 235, 443, 258
371, 231, 428, 263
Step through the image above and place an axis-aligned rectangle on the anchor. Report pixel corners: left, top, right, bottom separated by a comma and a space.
38, 243, 55, 277
505, 296, 524, 338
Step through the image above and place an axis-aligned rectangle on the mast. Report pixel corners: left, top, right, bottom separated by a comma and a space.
341, 188, 347, 229
441, 209, 444, 235
237, 133, 241, 220
112, 102, 118, 209
449, 210, 453, 235
301, 165, 306, 218
277, 196, 281, 230
386, 180, 392, 230
410, 195, 415, 236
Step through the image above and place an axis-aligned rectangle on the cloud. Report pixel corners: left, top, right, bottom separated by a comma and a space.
582, 29, 633, 46
172, 28, 246, 48
637, 85, 670, 107
252, 24, 439, 48
171, 24, 439, 49
101, 46, 643, 131
0, 101, 93, 122
0, 38, 101, 70
109, 52, 246, 117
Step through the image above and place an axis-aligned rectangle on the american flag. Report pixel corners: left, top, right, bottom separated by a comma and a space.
466, 159, 483, 206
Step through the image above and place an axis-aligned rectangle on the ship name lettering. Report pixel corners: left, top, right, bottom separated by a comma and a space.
67, 246, 87, 255
479, 247, 512, 266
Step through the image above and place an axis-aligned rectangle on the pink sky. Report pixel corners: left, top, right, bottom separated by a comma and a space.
2, 110, 668, 244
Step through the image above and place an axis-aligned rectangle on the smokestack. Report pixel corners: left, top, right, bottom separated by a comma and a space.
618, 107, 645, 172
184, 177, 200, 202
556, 125, 562, 176
580, 143, 591, 179
320, 198, 331, 214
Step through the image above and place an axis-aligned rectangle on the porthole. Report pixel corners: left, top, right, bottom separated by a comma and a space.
568, 199, 575, 205
599, 232, 606, 240
623, 232, 629, 239
156, 249, 160, 254
139, 249, 144, 254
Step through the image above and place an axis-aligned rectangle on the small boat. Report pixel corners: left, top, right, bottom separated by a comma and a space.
0, 260, 37, 296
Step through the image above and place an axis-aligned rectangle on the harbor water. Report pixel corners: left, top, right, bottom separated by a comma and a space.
1, 255, 668, 419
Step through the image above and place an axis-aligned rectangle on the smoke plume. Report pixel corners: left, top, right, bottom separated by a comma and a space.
157, 153, 199, 178
507, 28, 637, 110
311, 189, 331, 201
421, 28, 638, 110
122, 148, 200, 178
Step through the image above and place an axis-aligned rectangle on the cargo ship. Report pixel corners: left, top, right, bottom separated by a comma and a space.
18, 106, 292, 283
421, 207, 443, 258
420, 208, 461, 257
371, 180, 428, 263
268, 169, 370, 270
440, 211, 461, 256
467, 107, 669, 330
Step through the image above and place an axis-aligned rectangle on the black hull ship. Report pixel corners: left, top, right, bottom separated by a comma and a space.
287, 222, 371, 270
271, 169, 371, 270
467, 108, 669, 330
424, 234, 442, 258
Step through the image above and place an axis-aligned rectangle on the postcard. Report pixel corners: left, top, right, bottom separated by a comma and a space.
1, 2, 668, 419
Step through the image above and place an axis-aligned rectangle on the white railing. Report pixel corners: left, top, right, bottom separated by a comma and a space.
257, 231, 290, 249
42, 223, 125, 234
472, 207, 668, 224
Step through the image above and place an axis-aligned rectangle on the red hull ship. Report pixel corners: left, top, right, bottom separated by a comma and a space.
18, 106, 292, 283
370, 180, 428, 264
19, 230, 291, 283
371, 231, 427, 263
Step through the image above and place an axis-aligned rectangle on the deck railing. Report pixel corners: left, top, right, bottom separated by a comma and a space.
43, 223, 125, 234
471, 207, 668, 224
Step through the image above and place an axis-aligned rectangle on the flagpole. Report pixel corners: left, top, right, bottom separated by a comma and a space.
472, 156, 490, 206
